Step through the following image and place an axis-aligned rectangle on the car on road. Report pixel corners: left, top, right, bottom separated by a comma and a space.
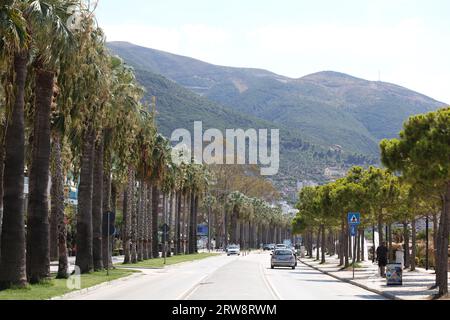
263, 244, 275, 251
226, 244, 240, 256
271, 249, 296, 269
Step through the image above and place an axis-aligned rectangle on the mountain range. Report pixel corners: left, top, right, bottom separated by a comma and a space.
107, 41, 446, 200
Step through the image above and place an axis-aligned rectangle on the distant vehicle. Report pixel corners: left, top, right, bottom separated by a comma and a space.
271, 249, 296, 269
275, 244, 287, 250
226, 244, 240, 256
263, 244, 275, 251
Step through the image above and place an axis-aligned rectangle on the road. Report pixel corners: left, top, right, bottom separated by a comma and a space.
66, 252, 385, 300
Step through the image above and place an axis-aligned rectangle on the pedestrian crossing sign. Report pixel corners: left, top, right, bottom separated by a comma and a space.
348, 212, 360, 225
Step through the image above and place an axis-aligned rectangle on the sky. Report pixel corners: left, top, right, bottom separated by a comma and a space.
94, 0, 450, 103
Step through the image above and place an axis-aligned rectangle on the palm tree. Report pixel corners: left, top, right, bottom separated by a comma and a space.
50, 130, 69, 278
24, 0, 75, 283
105, 56, 145, 265
73, 25, 111, 274
227, 191, 246, 245
0, 0, 30, 288
149, 134, 171, 258
122, 167, 132, 264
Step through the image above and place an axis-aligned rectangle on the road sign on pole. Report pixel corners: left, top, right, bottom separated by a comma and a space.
348, 212, 360, 280
348, 212, 360, 225
350, 224, 357, 237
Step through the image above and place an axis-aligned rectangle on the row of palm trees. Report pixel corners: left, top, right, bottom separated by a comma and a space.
0, 0, 214, 288
293, 107, 450, 297
223, 191, 292, 249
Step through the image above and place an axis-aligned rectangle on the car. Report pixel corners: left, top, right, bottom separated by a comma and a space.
263, 244, 275, 251
271, 249, 297, 269
226, 244, 240, 256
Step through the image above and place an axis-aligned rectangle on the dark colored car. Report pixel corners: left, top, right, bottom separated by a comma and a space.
263, 244, 275, 251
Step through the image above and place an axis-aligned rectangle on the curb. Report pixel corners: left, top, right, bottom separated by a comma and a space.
299, 258, 401, 300
49, 272, 144, 300
114, 253, 223, 270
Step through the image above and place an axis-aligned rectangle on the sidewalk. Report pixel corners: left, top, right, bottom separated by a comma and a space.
299, 255, 447, 300
50, 256, 125, 273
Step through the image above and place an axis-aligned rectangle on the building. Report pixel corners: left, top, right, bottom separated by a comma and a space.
324, 167, 346, 179
296, 180, 318, 192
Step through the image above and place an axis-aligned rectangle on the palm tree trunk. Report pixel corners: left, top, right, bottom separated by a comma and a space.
147, 184, 153, 259
183, 191, 191, 254
75, 126, 95, 274
137, 180, 144, 261
142, 182, 149, 260
239, 220, 244, 249
151, 186, 160, 258
188, 191, 195, 254
92, 138, 104, 271
130, 175, 137, 263
122, 168, 132, 264
231, 206, 238, 245
49, 144, 58, 262
175, 191, 181, 255
194, 194, 199, 253
110, 182, 117, 261
223, 206, 228, 248
51, 132, 68, 279
167, 192, 173, 257
0, 51, 28, 288
102, 157, 112, 268
26, 68, 54, 283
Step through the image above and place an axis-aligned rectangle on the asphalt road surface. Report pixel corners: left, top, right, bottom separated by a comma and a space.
66, 252, 385, 300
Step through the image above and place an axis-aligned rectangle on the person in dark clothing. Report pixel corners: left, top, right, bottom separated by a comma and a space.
376, 242, 388, 277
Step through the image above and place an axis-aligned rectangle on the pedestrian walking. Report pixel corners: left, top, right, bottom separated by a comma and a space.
376, 242, 388, 277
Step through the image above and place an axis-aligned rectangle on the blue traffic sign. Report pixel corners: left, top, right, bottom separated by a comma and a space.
348, 212, 360, 225
350, 224, 357, 236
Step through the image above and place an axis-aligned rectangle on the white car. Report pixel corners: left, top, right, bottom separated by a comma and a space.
271, 249, 297, 269
226, 245, 240, 256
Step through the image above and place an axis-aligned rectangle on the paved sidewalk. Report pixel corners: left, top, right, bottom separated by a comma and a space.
50, 256, 125, 273
299, 255, 446, 300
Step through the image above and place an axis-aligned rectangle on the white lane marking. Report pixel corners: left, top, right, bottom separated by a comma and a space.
177, 256, 238, 300
177, 274, 210, 300
259, 261, 282, 300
